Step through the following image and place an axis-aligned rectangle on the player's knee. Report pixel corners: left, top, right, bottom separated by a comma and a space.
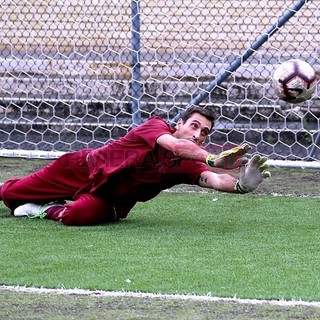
0, 179, 23, 209
0, 179, 15, 198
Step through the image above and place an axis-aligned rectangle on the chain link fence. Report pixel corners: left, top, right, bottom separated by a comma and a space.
0, 0, 319, 164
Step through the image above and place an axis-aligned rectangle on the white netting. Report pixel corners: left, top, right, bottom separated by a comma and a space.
0, 0, 319, 166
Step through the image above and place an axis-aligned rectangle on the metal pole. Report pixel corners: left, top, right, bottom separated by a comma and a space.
170, 0, 310, 124
131, 0, 142, 125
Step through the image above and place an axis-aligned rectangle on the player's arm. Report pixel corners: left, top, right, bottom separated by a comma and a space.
198, 154, 271, 193
156, 133, 250, 170
198, 170, 238, 192
156, 133, 208, 161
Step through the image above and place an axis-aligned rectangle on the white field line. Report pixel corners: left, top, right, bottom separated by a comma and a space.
1, 285, 320, 308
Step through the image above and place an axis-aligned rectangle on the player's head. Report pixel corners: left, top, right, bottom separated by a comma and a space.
174, 106, 215, 145
180, 106, 215, 130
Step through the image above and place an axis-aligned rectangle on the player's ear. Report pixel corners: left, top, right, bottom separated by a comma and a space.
175, 118, 183, 130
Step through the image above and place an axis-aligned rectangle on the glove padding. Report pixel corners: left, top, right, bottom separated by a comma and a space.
236, 154, 271, 193
206, 144, 251, 170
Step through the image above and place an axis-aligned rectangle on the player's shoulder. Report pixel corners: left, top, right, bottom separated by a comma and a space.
125, 116, 173, 145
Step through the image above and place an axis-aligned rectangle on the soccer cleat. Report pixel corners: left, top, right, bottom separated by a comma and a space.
13, 202, 65, 219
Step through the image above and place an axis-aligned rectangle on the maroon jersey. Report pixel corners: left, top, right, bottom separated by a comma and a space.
87, 116, 208, 202
0, 116, 210, 224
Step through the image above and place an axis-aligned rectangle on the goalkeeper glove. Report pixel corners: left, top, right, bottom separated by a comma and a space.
205, 144, 251, 169
235, 154, 271, 193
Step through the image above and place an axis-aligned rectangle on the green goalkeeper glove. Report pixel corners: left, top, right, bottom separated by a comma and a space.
235, 154, 271, 194
205, 144, 251, 169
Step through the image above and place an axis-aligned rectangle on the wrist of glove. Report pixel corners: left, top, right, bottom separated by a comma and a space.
234, 180, 250, 194
205, 154, 217, 167
235, 154, 271, 194
205, 144, 251, 169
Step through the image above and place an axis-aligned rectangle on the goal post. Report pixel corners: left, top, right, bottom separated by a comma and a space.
0, 0, 319, 168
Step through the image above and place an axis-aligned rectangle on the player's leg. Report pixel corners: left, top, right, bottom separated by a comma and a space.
49, 193, 118, 226
13, 193, 135, 226
1, 149, 91, 212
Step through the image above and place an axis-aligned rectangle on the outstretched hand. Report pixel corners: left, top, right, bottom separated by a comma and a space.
206, 144, 251, 170
236, 154, 271, 193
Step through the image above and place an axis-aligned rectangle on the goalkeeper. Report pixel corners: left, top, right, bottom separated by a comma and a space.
0, 106, 270, 226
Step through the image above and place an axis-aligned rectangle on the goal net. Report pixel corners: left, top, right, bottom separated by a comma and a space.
0, 0, 319, 167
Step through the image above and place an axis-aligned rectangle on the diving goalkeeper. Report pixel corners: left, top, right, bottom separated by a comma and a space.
0, 106, 270, 226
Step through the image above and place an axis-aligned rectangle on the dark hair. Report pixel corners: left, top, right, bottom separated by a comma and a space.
180, 106, 215, 132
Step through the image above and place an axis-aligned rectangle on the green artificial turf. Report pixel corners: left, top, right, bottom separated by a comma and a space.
1, 192, 320, 301
1, 157, 320, 318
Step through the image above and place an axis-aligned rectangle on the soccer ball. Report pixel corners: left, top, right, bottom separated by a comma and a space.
273, 59, 317, 103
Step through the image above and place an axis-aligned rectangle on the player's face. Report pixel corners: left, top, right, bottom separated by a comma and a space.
174, 113, 212, 145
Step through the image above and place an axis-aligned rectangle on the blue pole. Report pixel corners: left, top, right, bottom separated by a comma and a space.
170, 0, 309, 124
131, 0, 142, 125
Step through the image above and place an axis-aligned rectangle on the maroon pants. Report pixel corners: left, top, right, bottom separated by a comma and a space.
0, 150, 132, 226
